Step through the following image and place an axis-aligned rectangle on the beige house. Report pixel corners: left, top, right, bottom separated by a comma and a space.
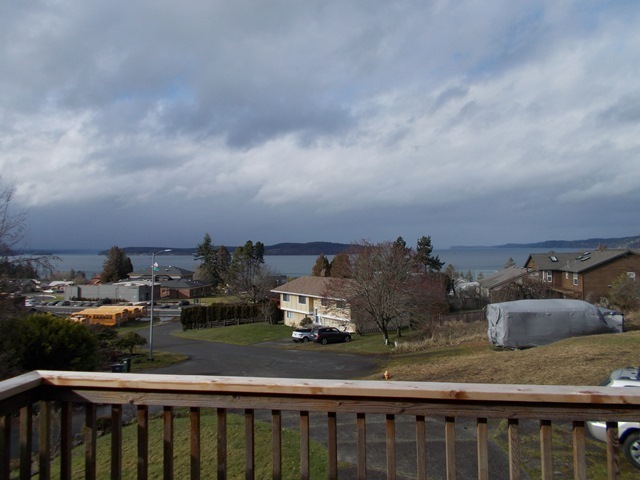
271, 276, 355, 331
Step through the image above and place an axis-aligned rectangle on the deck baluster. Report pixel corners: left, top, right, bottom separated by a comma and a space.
386, 414, 396, 479
572, 420, 587, 480
111, 404, 122, 480
245, 409, 254, 480
217, 408, 227, 480
19, 404, 32, 479
163, 406, 174, 480
271, 410, 282, 480
137, 405, 149, 480
328, 412, 337, 480
60, 402, 72, 480
508, 418, 520, 480
300, 411, 310, 479
1, 414, 11, 480
445, 416, 456, 480
190, 407, 201, 480
477, 418, 489, 480
357, 412, 366, 480
605, 422, 620, 480
540, 419, 553, 480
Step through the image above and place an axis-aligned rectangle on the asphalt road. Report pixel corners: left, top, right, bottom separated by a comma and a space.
140, 321, 516, 479
142, 320, 380, 379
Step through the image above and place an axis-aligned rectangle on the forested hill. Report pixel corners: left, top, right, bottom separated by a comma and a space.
115, 242, 353, 256
453, 234, 640, 250
264, 242, 353, 255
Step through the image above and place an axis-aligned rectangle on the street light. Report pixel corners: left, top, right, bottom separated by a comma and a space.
148, 249, 172, 361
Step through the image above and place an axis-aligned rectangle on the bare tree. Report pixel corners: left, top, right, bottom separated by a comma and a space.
343, 241, 448, 343
0, 180, 56, 297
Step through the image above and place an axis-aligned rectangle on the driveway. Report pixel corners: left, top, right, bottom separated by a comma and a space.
141, 320, 380, 379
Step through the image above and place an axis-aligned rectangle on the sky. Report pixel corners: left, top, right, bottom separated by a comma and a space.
1, 1, 639, 251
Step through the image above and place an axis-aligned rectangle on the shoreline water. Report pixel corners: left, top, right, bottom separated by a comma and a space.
43, 247, 579, 280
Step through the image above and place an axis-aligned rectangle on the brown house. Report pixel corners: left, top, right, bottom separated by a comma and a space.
524, 249, 640, 301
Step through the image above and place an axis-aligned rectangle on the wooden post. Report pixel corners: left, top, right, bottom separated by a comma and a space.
111, 404, 122, 480
20, 404, 33, 479
163, 406, 174, 480
477, 418, 489, 480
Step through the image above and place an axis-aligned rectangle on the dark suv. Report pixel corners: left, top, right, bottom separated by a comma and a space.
310, 327, 351, 345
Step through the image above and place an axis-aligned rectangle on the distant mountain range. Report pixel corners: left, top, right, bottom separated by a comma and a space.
452, 234, 640, 250
22, 235, 640, 256
105, 242, 355, 256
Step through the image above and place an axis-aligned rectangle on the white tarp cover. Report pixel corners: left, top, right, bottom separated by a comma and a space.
487, 299, 623, 349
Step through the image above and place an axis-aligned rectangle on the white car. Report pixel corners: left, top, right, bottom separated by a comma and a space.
587, 367, 640, 469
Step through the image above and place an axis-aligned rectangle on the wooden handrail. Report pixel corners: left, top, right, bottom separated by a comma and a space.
33, 370, 640, 407
1, 370, 640, 480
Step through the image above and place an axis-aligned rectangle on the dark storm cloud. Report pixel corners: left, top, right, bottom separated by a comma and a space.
0, 1, 639, 250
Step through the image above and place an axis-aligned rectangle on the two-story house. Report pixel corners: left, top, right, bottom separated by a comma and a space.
524, 249, 640, 301
271, 276, 355, 331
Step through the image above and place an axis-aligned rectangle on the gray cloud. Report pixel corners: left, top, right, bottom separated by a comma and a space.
1, 1, 639, 250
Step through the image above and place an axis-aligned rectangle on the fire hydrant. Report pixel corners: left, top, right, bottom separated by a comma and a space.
384, 370, 390, 380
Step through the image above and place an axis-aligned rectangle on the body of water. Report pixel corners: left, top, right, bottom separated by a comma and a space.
47, 247, 578, 279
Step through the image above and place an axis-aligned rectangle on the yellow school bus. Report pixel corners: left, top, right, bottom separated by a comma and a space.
70, 305, 147, 327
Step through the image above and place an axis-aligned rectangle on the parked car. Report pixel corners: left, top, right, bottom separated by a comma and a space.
292, 327, 314, 343
310, 327, 351, 345
587, 367, 640, 469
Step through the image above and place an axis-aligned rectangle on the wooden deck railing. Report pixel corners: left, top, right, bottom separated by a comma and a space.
1, 370, 639, 479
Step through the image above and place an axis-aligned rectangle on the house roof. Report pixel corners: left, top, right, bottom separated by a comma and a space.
478, 266, 530, 289
130, 265, 194, 277
524, 249, 640, 273
161, 279, 212, 289
271, 276, 353, 299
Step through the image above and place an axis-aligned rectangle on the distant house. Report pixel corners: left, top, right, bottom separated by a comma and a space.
478, 266, 533, 301
524, 249, 640, 301
160, 278, 212, 300
271, 276, 354, 331
128, 265, 195, 281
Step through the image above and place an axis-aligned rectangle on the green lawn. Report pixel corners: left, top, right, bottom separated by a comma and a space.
174, 323, 293, 345
172, 321, 415, 354
130, 350, 189, 371
48, 410, 328, 479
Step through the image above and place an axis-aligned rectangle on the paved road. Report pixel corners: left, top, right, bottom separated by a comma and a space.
140, 321, 516, 479
142, 320, 380, 379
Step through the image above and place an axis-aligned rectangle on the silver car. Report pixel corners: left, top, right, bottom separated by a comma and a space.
587, 367, 640, 469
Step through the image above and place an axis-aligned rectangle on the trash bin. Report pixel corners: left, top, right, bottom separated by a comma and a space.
122, 358, 131, 372
111, 363, 125, 373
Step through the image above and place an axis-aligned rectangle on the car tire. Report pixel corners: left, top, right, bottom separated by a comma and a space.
302, 337, 308, 343
623, 431, 640, 469
344, 336, 351, 342
321, 338, 328, 345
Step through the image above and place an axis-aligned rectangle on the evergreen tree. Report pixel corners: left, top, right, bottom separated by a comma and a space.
504, 257, 516, 268
101, 246, 133, 282
415, 235, 444, 272
228, 240, 266, 301
194, 233, 220, 287
216, 245, 232, 285
312, 254, 331, 276
329, 253, 352, 278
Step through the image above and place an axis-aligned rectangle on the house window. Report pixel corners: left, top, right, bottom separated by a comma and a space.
627, 272, 636, 281
573, 273, 578, 286
542, 271, 552, 282
282, 293, 290, 302
298, 295, 306, 304
286, 311, 293, 319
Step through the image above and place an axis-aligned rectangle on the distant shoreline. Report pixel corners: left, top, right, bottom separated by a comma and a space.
19, 234, 640, 257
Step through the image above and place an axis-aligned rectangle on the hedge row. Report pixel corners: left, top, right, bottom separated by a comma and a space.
180, 303, 262, 330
